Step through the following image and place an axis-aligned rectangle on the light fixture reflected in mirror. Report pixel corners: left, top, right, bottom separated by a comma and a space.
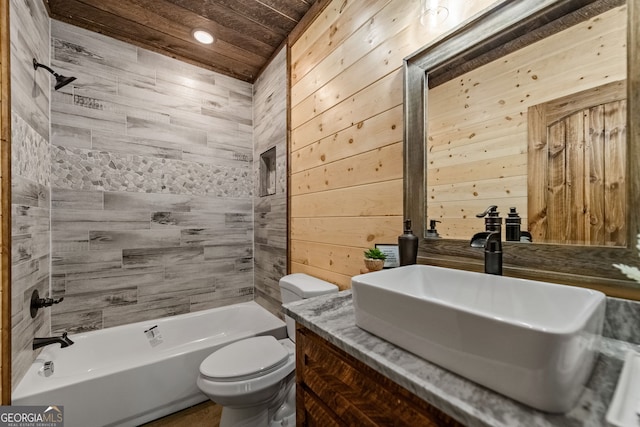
420, 0, 449, 26
192, 29, 215, 45
32, 58, 76, 91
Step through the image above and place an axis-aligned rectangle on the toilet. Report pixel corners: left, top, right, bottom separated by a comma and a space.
197, 273, 339, 427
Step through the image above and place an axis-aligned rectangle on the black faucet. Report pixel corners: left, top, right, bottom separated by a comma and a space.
33, 332, 74, 350
470, 205, 503, 275
483, 232, 503, 275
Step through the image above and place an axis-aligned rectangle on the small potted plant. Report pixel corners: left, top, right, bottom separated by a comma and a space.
363, 247, 387, 272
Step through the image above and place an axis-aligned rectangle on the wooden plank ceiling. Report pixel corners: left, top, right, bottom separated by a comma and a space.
43, 0, 319, 82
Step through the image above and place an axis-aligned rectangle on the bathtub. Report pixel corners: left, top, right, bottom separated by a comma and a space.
12, 302, 287, 427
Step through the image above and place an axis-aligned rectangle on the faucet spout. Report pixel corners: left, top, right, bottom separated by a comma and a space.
33, 332, 74, 350
470, 231, 490, 248
484, 232, 502, 275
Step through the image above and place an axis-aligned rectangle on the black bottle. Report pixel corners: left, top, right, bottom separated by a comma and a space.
398, 219, 418, 266
426, 219, 441, 238
505, 207, 521, 242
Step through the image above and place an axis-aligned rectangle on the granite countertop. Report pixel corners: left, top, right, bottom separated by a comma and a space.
284, 290, 637, 427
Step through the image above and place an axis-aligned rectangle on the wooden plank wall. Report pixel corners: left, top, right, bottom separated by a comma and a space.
253, 47, 287, 317
427, 6, 626, 240
49, 21, 255, 333
9, 0, 51, 391
289, 0, 496, 288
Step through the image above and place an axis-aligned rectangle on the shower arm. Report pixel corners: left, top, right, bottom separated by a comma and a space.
33, 58, 59, 77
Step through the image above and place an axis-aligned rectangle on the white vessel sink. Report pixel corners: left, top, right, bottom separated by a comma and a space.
351, 264, 605, 413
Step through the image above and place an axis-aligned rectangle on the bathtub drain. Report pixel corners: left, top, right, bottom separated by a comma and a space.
42, 361, 54, 377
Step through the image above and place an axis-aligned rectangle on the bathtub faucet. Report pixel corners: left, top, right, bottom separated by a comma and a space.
33, 332, 74, 350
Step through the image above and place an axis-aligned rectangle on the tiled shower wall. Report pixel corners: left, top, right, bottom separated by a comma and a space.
10, 0, 52, 388
253, 48, 287, 317
49, 21, 255, 333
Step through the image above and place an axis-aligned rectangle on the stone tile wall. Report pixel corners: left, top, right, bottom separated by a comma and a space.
49, 21, 254, 333
253, 48, 288, 317
10, 0, 52, 390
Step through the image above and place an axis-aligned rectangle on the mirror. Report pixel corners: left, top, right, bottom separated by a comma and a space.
426, 3, 626, 245
404, 0, 640, 298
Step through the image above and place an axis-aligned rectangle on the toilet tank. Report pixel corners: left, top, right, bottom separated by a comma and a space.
279, 273, 339, 341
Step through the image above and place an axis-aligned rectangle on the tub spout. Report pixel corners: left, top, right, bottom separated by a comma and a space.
33, 332, 74, 350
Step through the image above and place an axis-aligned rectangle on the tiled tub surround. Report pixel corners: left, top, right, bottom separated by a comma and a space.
12, 114, 51, 186
252, 47, 287, 317
49, 20, 254, 333
50, 189, 254, 333
285, 291, 639, 427
11, 174, 51, 389
52, 146, 251, 196
10, 0, 52, 390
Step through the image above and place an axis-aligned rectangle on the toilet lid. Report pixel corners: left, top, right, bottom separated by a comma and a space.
200, 336, 289, 380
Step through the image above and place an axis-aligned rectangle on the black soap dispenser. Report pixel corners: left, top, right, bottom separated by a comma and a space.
398, 219, 418, 266
426, 220, 441, 238
505, 207, 521, 242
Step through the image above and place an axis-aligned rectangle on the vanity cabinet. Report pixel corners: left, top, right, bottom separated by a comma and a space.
295, 326, 463, 426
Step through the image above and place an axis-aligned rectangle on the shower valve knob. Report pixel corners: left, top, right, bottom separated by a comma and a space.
30, 289, 64, 318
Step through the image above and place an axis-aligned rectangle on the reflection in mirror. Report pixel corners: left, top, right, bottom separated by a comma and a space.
404, 0, 640, 297
426, 5, 626, 245
528, 81, 626, 246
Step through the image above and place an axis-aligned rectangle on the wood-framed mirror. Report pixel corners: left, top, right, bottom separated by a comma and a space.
404, 0, 640, 298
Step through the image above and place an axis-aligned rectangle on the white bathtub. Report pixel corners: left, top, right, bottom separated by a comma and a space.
12, 302, 287, 427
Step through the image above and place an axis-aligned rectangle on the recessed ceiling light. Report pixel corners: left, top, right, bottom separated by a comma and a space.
192, 29, 214, 45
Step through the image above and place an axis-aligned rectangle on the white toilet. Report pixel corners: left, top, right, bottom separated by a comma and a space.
197, 273, 338, 427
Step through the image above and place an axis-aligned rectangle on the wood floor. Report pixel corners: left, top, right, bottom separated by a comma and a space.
142, 401, 221, 427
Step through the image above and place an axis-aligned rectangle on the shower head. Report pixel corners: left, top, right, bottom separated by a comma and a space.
54, 75, 77, 91
32, 58, 77, 91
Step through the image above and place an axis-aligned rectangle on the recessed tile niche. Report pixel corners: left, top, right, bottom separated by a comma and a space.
259, 147, 276, 197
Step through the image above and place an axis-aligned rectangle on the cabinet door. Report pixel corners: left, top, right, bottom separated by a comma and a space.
299, 388, 345, 427
296, 326, 464, 427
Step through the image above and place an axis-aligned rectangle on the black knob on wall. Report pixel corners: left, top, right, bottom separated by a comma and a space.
30, 289, 64, 319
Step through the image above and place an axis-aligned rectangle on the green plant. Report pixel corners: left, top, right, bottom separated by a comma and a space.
364, 247, 387, 260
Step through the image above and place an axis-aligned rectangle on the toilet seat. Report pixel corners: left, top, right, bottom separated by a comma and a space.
200, 336, 288, 381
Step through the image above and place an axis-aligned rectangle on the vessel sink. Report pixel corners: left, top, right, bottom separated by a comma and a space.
351, 264, 605, 413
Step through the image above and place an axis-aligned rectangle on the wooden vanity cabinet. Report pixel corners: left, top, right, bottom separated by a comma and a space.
295, 326, 464, 426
